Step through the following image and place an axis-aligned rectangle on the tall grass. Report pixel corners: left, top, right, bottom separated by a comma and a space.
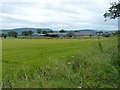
2, 37, 119, 88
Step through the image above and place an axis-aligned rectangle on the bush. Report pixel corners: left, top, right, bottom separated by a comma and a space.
102, 33, 111, 37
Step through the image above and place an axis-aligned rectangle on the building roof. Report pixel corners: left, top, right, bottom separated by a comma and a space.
32, 33, 46, 36
47, 33, 67, 35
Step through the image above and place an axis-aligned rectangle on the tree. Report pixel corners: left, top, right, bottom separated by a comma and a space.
42, 31, 48, 34
22, 31, 33, 36
59, 29, 65, 33
28, 31, 33, 36
103, 1, 120, 21
74, 30, 79, 32
1, 34, 7, 38
96, 31, 103, 36
47, 30, 53, 33
22, 31, 28, 36
116, 30, 120, 35
104, 1, 120, 86
37, 29, 42, 34
102, 33, 111, 37
8, 31, 18, 38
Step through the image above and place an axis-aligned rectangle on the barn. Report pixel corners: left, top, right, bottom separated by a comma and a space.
45, 33, 67, 38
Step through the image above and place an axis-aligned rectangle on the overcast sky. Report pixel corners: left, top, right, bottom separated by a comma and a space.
0, 0, 118, 30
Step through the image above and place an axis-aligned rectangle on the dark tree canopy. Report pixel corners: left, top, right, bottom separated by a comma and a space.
28, 31, 33, 36
37, 29, 53, 34
37, 29, 42, 34
1, 34, 7, 38
42, 30, 48, 34
59, 29, 65, 33
104, 1, 120, 21
8, 31, 18, 38
22, 31, 28, 36
22, 31, 33, 36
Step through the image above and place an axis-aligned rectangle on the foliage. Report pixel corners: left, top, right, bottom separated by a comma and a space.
22, 31, 33, 36
1, 34, 7, 38
102, 33, 111, 37
104, 1, 120, 20
8, 31, 18, 38
59, 29, 65, 33
2, 37, 119, 88
116, 30, 120, 35
37, 29, 42, 34
28, 31, 33, 36
47, 30, 53, 33
42, 31, 48, 34
37, 29, 53, 34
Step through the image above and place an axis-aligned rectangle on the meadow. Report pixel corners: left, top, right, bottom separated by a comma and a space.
2, 37, 119, 88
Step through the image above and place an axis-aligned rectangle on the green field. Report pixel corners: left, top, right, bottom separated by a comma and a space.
2, 37, 119, 88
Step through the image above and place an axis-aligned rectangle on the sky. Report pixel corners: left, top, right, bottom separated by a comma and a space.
0, 0, 118, 30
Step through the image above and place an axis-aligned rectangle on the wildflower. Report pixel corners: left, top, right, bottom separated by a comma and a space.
78, 86, 82, 88
68, 62, 71, 65
71, 56, 75, 58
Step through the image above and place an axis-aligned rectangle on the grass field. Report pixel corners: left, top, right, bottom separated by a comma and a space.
2, 37, 119, 88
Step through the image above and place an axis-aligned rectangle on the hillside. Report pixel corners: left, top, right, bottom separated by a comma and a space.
1, 28, 117, 35
1, 28, 53, 35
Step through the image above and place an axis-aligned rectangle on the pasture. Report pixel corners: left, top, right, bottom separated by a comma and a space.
2, 37, 119, 88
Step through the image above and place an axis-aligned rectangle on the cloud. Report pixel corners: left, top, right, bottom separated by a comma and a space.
1, 0, 118, 30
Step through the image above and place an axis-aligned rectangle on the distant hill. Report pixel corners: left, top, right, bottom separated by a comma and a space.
72, 29, 97, 35
78, 29, 96, 32
69, 29, 117, 35
1, 28, 53, 35
78, 29, 117, 33
0, 28, 117, 35
79, 29, 96, 32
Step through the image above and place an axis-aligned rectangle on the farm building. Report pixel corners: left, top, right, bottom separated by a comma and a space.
45, 33, 67, 38
32, 33, 46, 36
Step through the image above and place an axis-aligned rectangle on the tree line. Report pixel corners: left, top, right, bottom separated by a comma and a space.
0, 29, 66, 38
